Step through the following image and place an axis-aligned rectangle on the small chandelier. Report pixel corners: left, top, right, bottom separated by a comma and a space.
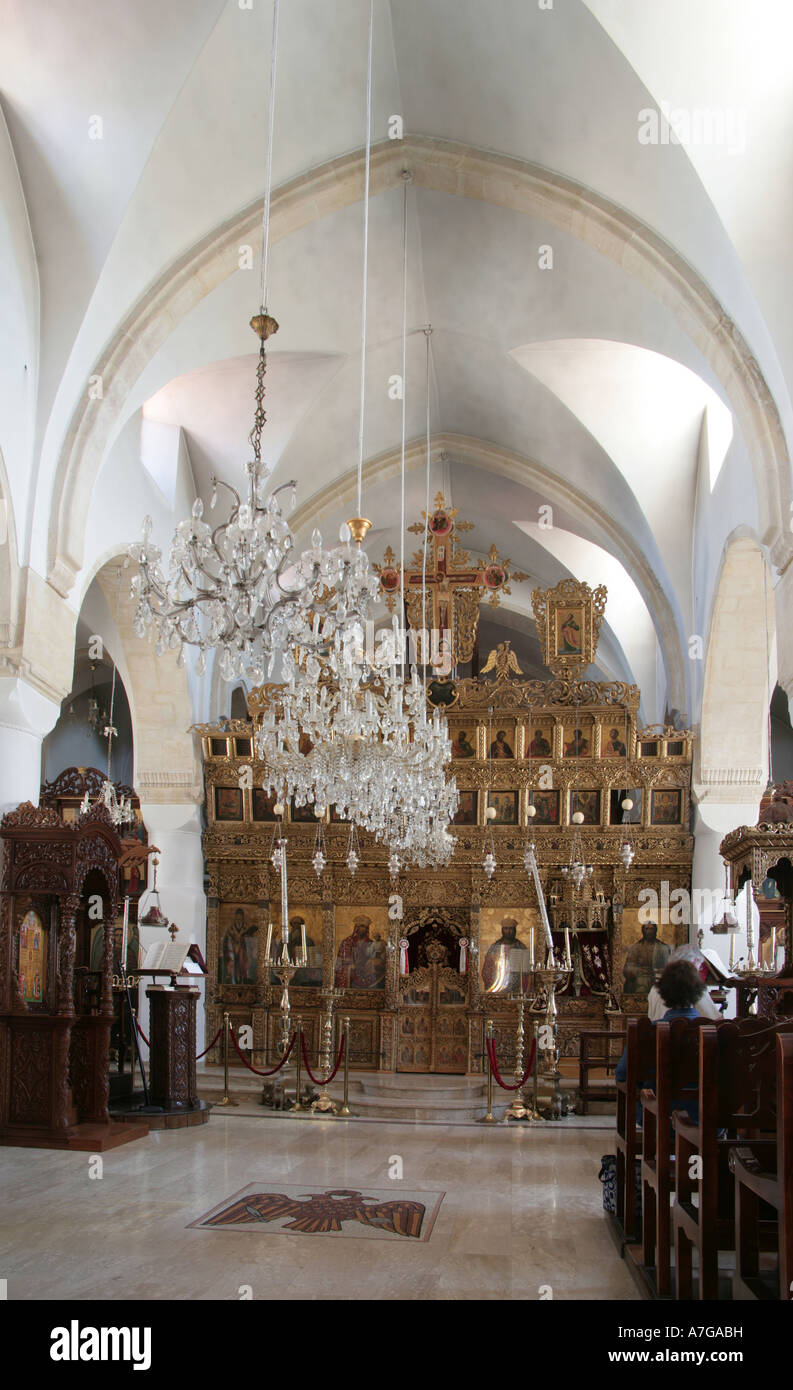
79, 656, 134, 829
562, 810, 593, 890
616, 720, 635, 870
482, 706, 497, 878
483, 806, 498, 880
138, 855, 169, 928
345, 822, 361, 876
311, 821, 327, 878
619, 796, 636, 870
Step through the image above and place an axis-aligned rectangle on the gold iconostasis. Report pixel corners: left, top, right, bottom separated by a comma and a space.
198, 628, 695, 1074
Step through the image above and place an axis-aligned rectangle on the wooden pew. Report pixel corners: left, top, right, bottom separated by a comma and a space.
640, 1017, 705, 1295
578, 1028, 625, 1115
730, 1031, 793, 1300
672, 1019, 792, 1299
615, 1016, 655, 1241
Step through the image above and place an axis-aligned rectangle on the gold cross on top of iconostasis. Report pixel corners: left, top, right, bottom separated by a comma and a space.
373, 492, 529, 672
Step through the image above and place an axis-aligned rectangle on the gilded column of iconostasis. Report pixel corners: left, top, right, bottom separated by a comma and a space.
198, 509, 694, 1075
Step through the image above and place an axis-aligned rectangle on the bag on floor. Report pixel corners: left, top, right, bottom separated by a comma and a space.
599, 1154, 617, 1212
598, 1154, 642, 1218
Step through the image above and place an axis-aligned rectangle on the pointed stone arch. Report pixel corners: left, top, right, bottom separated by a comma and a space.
695, 532, 775, 809
88, 559, 202, 806
46, 137, 792, 603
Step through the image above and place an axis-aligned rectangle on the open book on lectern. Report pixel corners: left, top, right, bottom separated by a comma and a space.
140, 941, 190, 973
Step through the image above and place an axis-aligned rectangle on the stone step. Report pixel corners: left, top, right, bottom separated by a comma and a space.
339, 1094, 490, 1122
352, 1074, 486, 1101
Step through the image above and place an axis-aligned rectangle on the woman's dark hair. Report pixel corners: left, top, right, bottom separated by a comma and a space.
657, 958, 704, 1010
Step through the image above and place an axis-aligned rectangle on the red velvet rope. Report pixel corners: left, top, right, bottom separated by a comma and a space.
136, 1019, 222, 1063
301, 1032, 345, 1087
486, 1036, 537, 1092
195, 1025, 222, 1061
230, 1026, 296, 1075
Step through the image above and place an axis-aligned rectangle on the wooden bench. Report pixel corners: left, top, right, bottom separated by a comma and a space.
640, 1017, 705, 1295
578, 1028, 625, 1115
730, 1031, 793, 1300
672, 1019, 791, 1299
615, 1016, 655, 1241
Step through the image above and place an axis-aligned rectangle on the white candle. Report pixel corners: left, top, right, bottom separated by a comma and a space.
564, 927, 572, 969
300, 921, 307, 966
121, 896, 130, 971
265, 921, 273, 965
529, 927, 535, 970
771, 926, 777, 971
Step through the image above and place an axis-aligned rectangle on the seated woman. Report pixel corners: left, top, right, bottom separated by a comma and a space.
646, 943, 721, 1022
616, 959, 708, 1120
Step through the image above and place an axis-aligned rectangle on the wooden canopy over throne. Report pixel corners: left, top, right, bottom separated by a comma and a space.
0, 801, 148, 1149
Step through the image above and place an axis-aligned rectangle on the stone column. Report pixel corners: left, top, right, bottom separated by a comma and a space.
136, 801, 206, 1058
0, 677, 61, 814
692, 799, 761, 1018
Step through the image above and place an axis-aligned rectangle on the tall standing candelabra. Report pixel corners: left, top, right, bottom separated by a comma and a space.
264, 811, 307, 1055
311, 986, 345, 1114
504, 979, 541, 1122
532, 955, 574, 1120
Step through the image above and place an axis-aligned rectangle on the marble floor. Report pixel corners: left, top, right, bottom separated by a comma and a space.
1, 1114, 638, 1301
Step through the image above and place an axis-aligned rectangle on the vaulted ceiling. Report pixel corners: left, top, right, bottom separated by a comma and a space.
2, 0, 791, 726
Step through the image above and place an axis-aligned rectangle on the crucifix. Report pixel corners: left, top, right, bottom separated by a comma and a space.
374, 492, 528, 672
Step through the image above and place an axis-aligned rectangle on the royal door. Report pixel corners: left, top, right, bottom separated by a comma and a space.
397, 935, 469, 1074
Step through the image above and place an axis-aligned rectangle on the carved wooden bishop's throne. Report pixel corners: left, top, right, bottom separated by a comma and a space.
0, 801, 149, 1150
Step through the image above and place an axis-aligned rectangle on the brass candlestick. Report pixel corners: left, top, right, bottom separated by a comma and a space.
505, 982, 540, 1122
532, 958, 573, 1120
310, 986, 344, 1113
338, 1016, 354, 1116
269, 961, 301, 1055
291, 1016, 306, 1112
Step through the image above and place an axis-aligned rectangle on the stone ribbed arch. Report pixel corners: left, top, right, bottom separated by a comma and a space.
292, 431, 686, 712
94, 562, 202, 806
47, 135, 792, 599
695, 534, 774, 806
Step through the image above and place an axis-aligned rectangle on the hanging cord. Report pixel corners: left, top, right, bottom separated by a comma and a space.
258, 0, 280, 315
763, 556, 773, 787
356, 0, 374, 518
399, 172, 410, 678
422, 326, 432, 684
105, 565, 124, 784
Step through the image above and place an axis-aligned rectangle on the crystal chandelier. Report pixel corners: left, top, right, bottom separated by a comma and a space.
252, 144, 458, 866
129, 0, 331, 685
